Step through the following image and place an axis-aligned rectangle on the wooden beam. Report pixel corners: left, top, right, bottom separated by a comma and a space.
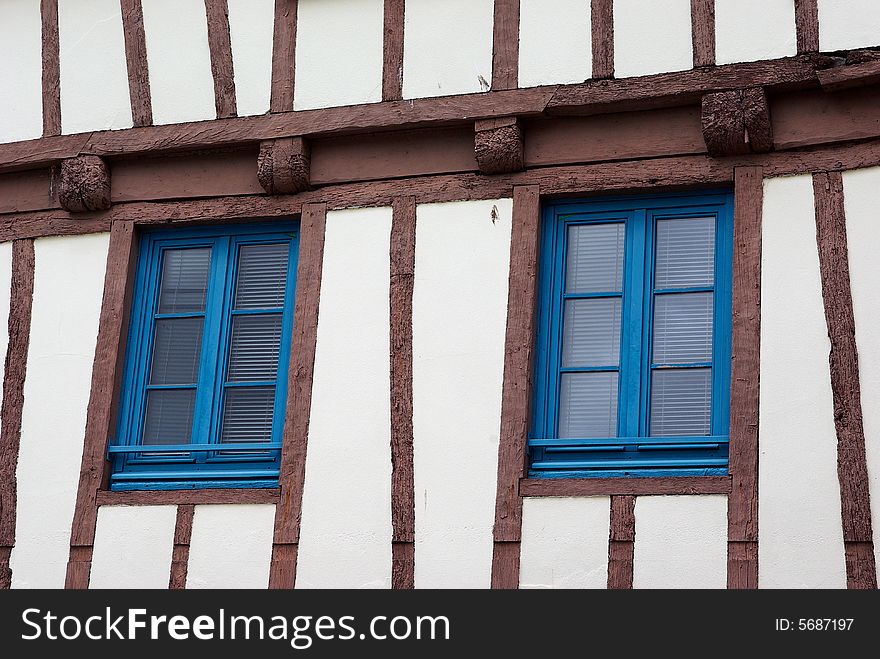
794, 0, 820, 54
382, 0, 405, 101
492, 0, 520, 91
169, 505, 194, 589
270, 0, 298, 113
41, 0, 61, 136
65, 220, 138, 588
701, 87, 773, 156
607, 495, 635, 589
818, 60, 880, 92
727, 166, 763, 589
491, 185, 540, 589
390, 197, 416, 589
96, 488, 281, 506
257, 137, 311, 194
0, 240, 36, 589
690, 0, 715, 68
58, 155, 112, 212
268, 202, 326, 588
813, 171, 877, 590
591, 0, 614, 80
521, 476, 731, 497
120, 0, 153, 127
475, 117, 524, 174
205, 0, 237, 119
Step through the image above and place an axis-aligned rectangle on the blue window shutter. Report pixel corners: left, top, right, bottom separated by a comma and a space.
531, 192, 733, 478
110, 224, 299, 490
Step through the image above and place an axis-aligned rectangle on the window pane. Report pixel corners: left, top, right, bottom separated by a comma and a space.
221, 386, 276, 443
562, 298, 621, 367
650, 368, 712, 436
235, 243, 289, 309
149, 317, 203, 385
565, 223, 625, 293
143, 389, 195, 445
227, 314, 283, 382
157, 248, 211, 313
558, 372, 618, 438
654, 217, 715, 288
652, 292, 713, 364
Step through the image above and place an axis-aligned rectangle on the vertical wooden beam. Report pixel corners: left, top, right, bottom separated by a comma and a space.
794, 0, 820, 54
65, 221, 138, 589
268, 202, 326, 589
727, 166, 763, 589
120, 0, 153, 127
41, 0, 61, 136
607, 495, 635, 589
382, 0, 405, 101
205, 0, 237, 119
491, 0, 520, 91
690, 0, 715, 68
491, 184, 541, 589
591, 0, 614, 80
270, 0, 298, 113
813, 171, 877, 590
390, 197, 416, 589
169, 504, 194, 589
0, 240, 36, 589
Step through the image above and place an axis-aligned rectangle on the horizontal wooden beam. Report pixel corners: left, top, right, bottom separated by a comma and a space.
818, 61, 880, 93
520, 476, 732, 497
96, 488, 281, 506
0, 56, 831, 175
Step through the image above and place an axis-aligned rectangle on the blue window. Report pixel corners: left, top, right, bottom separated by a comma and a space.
531, 192, 733, 477
110, 224, 299, 490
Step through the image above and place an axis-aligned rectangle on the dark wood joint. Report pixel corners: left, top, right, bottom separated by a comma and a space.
58, 155, 111, 212
701, 87, 773, 157
475, 117, 524, 175
257, 136, 311, 195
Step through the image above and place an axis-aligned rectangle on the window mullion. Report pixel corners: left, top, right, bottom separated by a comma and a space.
619, 209, 648, 439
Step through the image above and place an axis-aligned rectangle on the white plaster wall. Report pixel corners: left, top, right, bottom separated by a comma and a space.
0, 1, 42, 143
186, 504, 275, 588
632, 495, 727, 589
412, 199, 511, 588
227, 0, 275, 117
614, 0, 692, 78
403, 0, 495, 98
759, 175, 847, 588
0, 243, 12, 438
10, 233, 110, 588
840, 167, 880, 574
58, 0, 133, 134
89, 505, 177, 588
519, 0, 591, 87
519, 497, 610, 588
715, 0, 796, 65
296, 207, 393, 589
142, 0, 215, 125
293, 0, 384, 111
818, 0, 880, 52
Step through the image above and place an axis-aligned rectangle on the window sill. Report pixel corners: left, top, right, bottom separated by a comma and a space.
96, 488, 282, 506
519, 475, 731, 497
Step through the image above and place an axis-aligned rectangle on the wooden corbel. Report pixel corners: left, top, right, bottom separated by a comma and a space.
58, 155, 111, 212
474, 117, 524, 175
257, 137, 311, 195
701, 87, 773, 157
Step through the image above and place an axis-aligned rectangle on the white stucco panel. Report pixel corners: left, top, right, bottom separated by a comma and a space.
293, 0, 384, 110
0, 242, 12, 438
403, 0, 495, 98
11, 233, 110, 588
142, 0, 216, 125
614, 0, 693, 78
227, 0, 275, 116
818, 0, 880, 51
59, 0, 133, 134
758, 174, 846, 588
519, 0, 591, 87
296, 207, 393, 589
715, 0, 797, 65
840, 167, 880, 575
633, 495, 727, 589
186, 504, 275, 589
412, 199, 511, 588
89, 505, 177, 589
0, 0, 43, 143
519, 497, 610, 589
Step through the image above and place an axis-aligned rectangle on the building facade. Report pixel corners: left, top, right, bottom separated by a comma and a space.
0, 0, 878, 589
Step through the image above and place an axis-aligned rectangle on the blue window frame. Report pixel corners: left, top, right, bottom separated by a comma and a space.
110, 223, 299, 490
531, 192, 733, 478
